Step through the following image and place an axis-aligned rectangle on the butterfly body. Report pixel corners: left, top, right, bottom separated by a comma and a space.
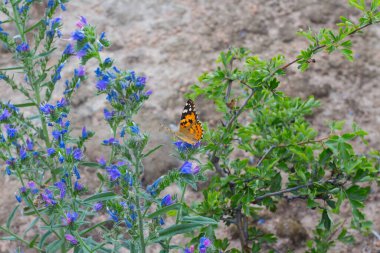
175, 99, 203, 145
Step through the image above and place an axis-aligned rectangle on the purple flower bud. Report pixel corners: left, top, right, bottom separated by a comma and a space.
93, 202, 103, 211
15, 194, 22, 203
75, 66, 86, 77
16, 42, 29, 52
71, 30, 85, 41
26, 138, 33, 151
97, 157, 106, 166
65, 234, 78, 245
19, 148, 27, 160
107, 209, 118, 222
63, 43, 75, 55
0, 108, 10, 121
106, 165, 121, 181
161, 194, 174, 207
28, 181, 39, 194
47, 147, 56, 156
76, 16, 87, 29
72, 148, 82, 161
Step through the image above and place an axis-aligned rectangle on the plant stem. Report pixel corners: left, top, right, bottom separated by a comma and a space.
134, 159, 146, 253
0, 225, 43, 251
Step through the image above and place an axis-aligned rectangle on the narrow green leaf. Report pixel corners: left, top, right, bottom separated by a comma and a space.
82, 192, 119, 204
79, 220, 108, 236
46, 239, 64, 252
143, 144, 163, 158
0, 66, 24, 71
25, 20, 44, 33
150, 223, 203, 243
147, 203, 182, 219
39, 231, 52, 248
80, 161, 103, 169
23, 217, 40, 237
6, 205, 19, 229
182, 215, 218, 225
14, 102, 36, 108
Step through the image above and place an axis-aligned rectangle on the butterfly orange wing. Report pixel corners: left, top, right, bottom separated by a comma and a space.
175, 99, 203, 145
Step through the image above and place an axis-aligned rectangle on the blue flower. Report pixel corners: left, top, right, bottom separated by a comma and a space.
74, 66, 85, 77
103, 108, 114, 121
59, 154, 65, 163
136, 76, 146, 88
73, 165, 80, 179
76, 16, 87, 29
130, 125, 140, 135
63, 43, 75, 55
103, 57, 113, 66
120, 127, 126, 137
26, 138, 33, 151
147, 176, 162, 196
199, 237, 211, 253
56, 98, 67, 108
71, 30, 85, 41
102, 137, 119, 146
28, 181, 39, 194
174, 141, 200, 152
107, 165, 121, 181
6, 125, 17, 138
41, 189, 57, 206
93, 202, 103, 211
107, 209, 118, 222
96, 75, 110, 91
184, 246, 195, 253
77, 43, 90, 58
40, 103, 55, 115
19, 148, 27, 160
5, 166, 11, 175
160, 217, 165, 225
54, 181, 66, 199
81, 127, 88, 139
97, 156, 106, 166
74, 181, 84, 191
72, 148, 82, 160
161, 194, 174, 207
0, 108, 10, 121
179, 161, 200, 175
47, 147, 56, 156
65, 234, 78, 245
15, 195, 22, 203
63, 211, 78, 225
125, 218, 133, 228
16, 42, 29, 52
145, 90, 153, 97
52, 64, 65, 83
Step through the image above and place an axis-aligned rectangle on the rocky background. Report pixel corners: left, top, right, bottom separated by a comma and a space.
1, 0, 380, 252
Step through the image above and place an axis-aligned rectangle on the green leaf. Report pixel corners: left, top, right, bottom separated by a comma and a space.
319, 209, 332, 230
143, 144, 163, 158
80, 221, 108, 236
80, 161, 103, 168
181, 215, 218, 225
14, 102, 36, 108
82, 192, 119, 204
147, 203, 182, 219
345, 185, 370, 202
6, 205, 19, 229
0, 66, 24, 71
46, 239, 64, 252
150, 223, 203, 243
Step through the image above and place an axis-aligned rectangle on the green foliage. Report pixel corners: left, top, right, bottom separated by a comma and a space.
188, 2, 380, 251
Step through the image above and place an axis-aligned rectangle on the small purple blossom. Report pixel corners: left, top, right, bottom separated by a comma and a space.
130, 125, 140, 135
16, 42, 29, 52
59, 154, 65, 163
74, 181, 84, 191
161, 194, 174, 207
199, 237, 211, 253
103, 108, 114, 120
147, 176, 162, 196
73, 166, 80, 179
76, 16, 87, 29
107, 209, 118, 222
5, 166, 11, 175
65, 234, 78, 245
56, 98, 67, 108
97, 157, 106, 166
184, 246, 195, 253
54, 181, 66, 199
75, 66, 86, 77
102, 137, 119, 146
40, 103, 55, 115
41, 189, 57, 206
174, 141, 200, 152
71, 30, 85, 41
63, 43, 75, 55
96, 75, 110, 91
145, 90, 153, 96
93, 202, 103, 211
72, 148, 82, 160
180, 161, 200, 175
63, 211, 78, 226
76, 43, 90, 58
47, 147, 56, 156
6, 125, 17, 138
26, 138, 33, 151
19, 148, 27, 160
106, 165, 121, 181
125, 218, 133, 228
15, 194, 22, 203
0, 108, 10, 121
81, 127, 88, 139
28, 181, 39, 194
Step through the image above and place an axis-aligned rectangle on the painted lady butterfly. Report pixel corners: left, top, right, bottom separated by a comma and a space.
175, 99, 203, 145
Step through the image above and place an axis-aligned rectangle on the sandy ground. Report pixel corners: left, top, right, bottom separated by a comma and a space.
1, 0, 380, 252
